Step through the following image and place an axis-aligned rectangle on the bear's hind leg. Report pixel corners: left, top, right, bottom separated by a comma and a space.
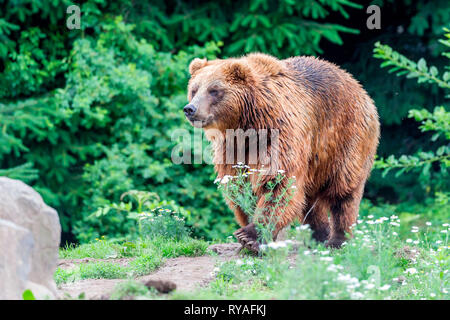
303, 199, 330, 243
327, 183, 364, 248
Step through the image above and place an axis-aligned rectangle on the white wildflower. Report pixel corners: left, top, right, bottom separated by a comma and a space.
220, 175, 233, 184
405, 268, 418, 275
320, 257, 333, 262
351, 292, 364, 299
327, 264, 339, 272
365, 283, 375, 290
268, 242, 286, 249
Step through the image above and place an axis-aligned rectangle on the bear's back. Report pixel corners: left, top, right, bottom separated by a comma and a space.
282, 55, 375, 120
283, 56, 360, 96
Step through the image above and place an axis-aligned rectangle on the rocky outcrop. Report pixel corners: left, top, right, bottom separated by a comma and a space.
0, 177, 61, 299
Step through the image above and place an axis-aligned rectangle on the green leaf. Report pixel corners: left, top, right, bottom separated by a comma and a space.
22, 289, 36, 300
417, 58, 427, 72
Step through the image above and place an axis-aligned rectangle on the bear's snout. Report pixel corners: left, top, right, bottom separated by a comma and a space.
183, 104, 197, 118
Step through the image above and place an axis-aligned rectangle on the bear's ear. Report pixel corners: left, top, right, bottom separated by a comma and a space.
189, 58, 208, 75
246, 53, 283, 76
225, 61, 253, 83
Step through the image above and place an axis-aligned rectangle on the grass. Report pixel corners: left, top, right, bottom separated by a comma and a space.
59, 236, 209, 259
109, 280, 160, 300
56, 236, 210, 285
78, 261, 129, 280
173, 200, 449, 300
56, 200, 448, 300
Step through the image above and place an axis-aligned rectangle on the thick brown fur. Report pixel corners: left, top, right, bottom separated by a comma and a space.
186, 53, 380, 250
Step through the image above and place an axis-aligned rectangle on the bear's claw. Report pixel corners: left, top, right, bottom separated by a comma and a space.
233, 223, 260, 254
325, 236, 346, 249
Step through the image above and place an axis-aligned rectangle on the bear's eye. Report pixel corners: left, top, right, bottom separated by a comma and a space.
209, 89, 219, 97
191, 88, 198, 97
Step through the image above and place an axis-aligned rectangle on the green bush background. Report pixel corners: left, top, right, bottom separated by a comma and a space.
0, 0, 448, 243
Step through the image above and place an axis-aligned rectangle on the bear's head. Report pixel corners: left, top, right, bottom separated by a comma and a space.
184, 53, 283, 131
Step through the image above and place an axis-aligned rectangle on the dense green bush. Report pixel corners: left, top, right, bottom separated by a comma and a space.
0, 0, 367, 243
372, 29, 450, 200
1, 0, 449, 243
0, 14, 231, 241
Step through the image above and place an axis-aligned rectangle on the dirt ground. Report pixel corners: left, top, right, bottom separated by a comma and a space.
57, 243, 242, 299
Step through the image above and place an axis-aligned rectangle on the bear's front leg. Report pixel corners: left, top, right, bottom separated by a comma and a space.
234, 223, 260, 253
234, 176, 305, 254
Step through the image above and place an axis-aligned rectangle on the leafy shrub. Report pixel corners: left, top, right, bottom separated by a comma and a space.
78, 261, 129, 280
91, 190, 190, 241
0, 0, 366, 243
1, 16, 232, 242
216, 164, 295, 244
373, 29, 450, 198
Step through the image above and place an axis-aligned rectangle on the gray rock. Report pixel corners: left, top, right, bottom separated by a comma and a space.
0, 177, 61, 299
0, 219, 34, 299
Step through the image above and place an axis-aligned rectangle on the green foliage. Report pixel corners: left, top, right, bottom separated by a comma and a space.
78, 261, 129, 280
176, 202, 449, 300
59, 236, 209, 260
0, 162, 38, 183
98, 0, 362, 57
90, 190, 191, 241
0, 13, 230, 242
217, 164, 296, 244
22, 289, 36, 300
373, 33, 450, 196
374, 41, 450, 92
109, 280, 154, 300
128, 253, 164, 277
55, 254, 164, 285
1, 0, 449, 243
55, 233, 211, 285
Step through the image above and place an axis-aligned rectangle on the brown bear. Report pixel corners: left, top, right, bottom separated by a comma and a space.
184, 53, 380, 252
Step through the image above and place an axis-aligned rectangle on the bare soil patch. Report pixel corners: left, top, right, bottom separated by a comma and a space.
57, 243, 241, 299
57, 257, 133, 270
